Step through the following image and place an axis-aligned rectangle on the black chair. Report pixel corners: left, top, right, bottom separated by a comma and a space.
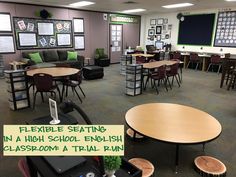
62, 71, 85, 103
33, 73, 61, 108
187, 53, 202, 70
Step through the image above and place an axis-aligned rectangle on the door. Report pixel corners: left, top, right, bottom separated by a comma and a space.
109, 24, 123, 63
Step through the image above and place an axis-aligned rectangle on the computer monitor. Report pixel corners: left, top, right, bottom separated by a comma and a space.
155, 41, 164, 50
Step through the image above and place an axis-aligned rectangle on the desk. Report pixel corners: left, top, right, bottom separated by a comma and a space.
28, 112, 78, 125
142, 60, 178, 89
125, 103, 222, 170
179, 51, 228, 71
27, 67, 79, 77
27, 156, 141, 177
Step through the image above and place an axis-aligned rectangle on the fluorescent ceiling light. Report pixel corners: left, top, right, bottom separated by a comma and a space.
225, 0, 236, 1
121, 9, 146, 13
162, 3, 194, 9
69, 1, 95, 7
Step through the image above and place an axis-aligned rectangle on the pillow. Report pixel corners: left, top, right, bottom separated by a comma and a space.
67, 51, 77, 61
29, 52, 43, 64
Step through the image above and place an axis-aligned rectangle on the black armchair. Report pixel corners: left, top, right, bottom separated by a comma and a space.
94, 48, 110, 67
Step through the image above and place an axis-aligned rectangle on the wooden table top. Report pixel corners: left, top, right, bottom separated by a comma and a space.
131, 53, 154, 57
27, 67, 79, 77
142, 60, 177, 69
125, 103, 222, 144
9, 61, 27, 65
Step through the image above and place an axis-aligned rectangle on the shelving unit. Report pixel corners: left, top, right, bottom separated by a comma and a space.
4, 70, 30, 110
120, 55, 132, 75
0, 55, 4, 78
126, 64, 142, 96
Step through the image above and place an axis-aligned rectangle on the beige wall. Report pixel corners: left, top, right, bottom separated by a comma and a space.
140, 8, 236, 55
0, 2, 140, 67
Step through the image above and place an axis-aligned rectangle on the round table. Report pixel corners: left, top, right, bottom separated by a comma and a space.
26, 67, 79, 77
125, 103, 222, 171
27, 67, 79, 102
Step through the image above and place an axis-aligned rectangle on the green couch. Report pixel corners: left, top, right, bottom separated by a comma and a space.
94, 48, 110, 67
22, 50, 84, 69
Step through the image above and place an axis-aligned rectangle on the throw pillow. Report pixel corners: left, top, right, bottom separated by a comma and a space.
29, 52, 43, 64
67, 51, 77, 61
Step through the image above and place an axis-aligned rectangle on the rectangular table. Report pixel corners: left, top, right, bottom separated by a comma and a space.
179, 51, 229, 71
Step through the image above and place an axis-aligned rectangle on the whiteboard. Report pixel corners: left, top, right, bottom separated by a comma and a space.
73, 18, 84, 33
38, 23, 54, 35
0, 36, 15, 53
0, 14, 12, 32
74, 36, 85, 50
18, 33, 37, 46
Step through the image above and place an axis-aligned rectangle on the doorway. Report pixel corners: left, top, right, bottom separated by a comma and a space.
109, 24, 123, 63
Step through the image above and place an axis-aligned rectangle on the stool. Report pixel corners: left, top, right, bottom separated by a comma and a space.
128, 158, 155, 177
126, 128, 144, 139
194, 156, 226, 177
83, 66, 104, 80
85, 57, 91, 66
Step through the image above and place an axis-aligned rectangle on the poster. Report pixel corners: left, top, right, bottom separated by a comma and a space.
38, 23, 54, 35
73, 18, 84, 33
74, 35, 85, 50
0, 36, 15, 53
0, 14, 12, 32
57, 33, 71, 46
18, 33, 37, 46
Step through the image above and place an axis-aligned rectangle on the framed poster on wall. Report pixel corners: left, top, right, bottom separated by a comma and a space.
156, 26, 162, 34
73, 18, 84, 33
57, 33, 71, 46
18, 33, 37, 47
0, 13, 12, 32
0, 35, 15, 53
38, 22, 54, 35
74, 35, 85, 50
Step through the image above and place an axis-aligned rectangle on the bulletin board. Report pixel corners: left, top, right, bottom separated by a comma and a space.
214, 11, 236, 47
13, 17, 73, 50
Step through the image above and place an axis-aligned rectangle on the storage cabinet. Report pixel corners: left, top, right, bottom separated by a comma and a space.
0, 55, 4, 78
4, 70, 30, 110
126, 64, 142, 96
120, 55, 132, 75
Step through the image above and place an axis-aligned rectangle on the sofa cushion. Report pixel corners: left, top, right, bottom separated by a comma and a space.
22, 51, 44, 61
67, 51, 77, 61
43, 50, 59, 62
57, 50, 68, 61
29, 52, 43, 64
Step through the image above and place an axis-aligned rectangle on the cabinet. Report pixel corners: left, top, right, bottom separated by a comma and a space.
0, 55, 4, 78
126, 64, 142, 96
4, 70, 30, 110
120, 55, 132, 75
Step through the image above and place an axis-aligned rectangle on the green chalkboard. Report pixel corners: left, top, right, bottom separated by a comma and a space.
13, 17, 72, 50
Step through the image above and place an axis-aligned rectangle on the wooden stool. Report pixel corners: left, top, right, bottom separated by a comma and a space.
128, 158, 155, 177
126, 128, 144, 139
194, 156, 226, 177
